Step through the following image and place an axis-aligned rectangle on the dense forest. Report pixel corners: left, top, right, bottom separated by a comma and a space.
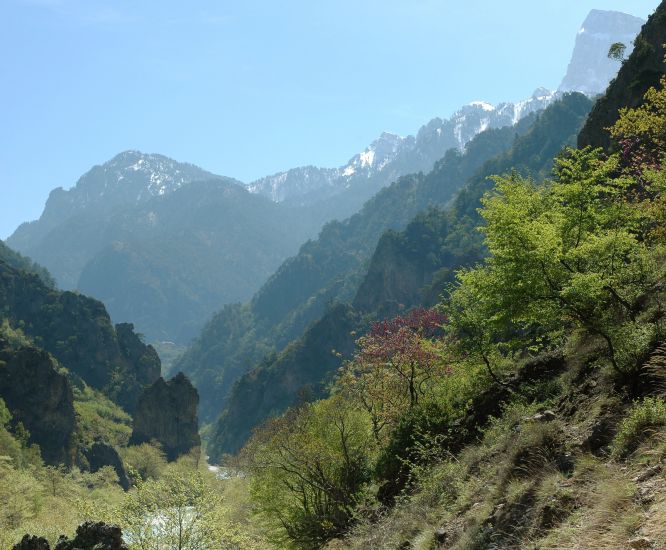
2, 2, 666, 549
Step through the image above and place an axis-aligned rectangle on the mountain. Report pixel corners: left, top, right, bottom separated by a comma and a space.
8, 151, 222, 289
205, 93, 594, 459
247, 90, 558, 213
559, 10, 645, 95
73, 179, 322, 343
5, 10, 640, 347
6, 154, 327, 343
0, 239, 55, 288
247, 9, 642, 213
175, 117, 533, 422
579, 4, 666, 150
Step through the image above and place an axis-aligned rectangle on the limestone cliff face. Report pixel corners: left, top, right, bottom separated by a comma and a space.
558, 10, 645, 96
0, 344, 75, 465
130, 373, 200, 461
578, 4, 666, 150
116, 323, 161, 386
113, 322, 161, 412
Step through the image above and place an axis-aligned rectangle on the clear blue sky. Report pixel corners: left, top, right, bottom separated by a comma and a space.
0, 0, 660, 239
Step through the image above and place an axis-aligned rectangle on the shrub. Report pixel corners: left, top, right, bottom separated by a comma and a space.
611, 397, 666, 459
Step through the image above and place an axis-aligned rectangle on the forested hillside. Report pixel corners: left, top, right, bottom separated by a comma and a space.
176, 117, 535, 423
227, 12, 666, 548
206, 93, 594, 459
3, 2, 663, 548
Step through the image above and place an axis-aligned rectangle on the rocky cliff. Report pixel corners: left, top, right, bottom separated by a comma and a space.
0, 259, 161, 412
578, 5, 666, 149
559, 10, 645, 95
80, 440, 131, 491
130, 373, 201, 461
0, 342, 75, 465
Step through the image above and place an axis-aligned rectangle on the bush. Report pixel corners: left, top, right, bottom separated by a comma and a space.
374, 402, 456, 504
120, 442, 167, 482
244, 396, 372, 548
611, 397, 666, 459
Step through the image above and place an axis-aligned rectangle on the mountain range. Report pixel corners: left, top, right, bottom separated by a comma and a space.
3, 9, 647, 450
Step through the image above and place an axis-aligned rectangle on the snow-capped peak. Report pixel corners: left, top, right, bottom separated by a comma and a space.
57, 150, 222, 211
342, 132, 407, 178
469, 101, 496, 112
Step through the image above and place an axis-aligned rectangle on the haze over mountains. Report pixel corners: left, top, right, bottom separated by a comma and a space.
2, 2, 665, 544
4, 9, 642, 348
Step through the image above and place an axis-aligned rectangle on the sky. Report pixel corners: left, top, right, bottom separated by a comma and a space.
0, 0, 661, 239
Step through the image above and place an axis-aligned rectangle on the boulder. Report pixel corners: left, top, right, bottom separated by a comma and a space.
13, 535, 50, 550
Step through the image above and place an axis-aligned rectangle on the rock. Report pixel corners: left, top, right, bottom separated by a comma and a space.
83, 440, 131, 490
434, 528, 449, 544
13, 535, 50, 550
559, 10, 645, 96
0, 344, 76, 465
130, 373, 201, 461
633, 464, 662, 483
529, 410, 557, 423
0, 260, 161, 414
579, 4, 666, 150
581, 413, 618, 454
115, 322, 161, 387
628, 536, 654, 550
54, 521, 128, 550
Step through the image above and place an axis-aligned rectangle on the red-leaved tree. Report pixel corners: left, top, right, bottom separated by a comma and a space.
339, 308, 448, 440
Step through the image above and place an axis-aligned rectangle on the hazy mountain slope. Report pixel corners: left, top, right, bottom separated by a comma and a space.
75, 179, 318, 342
7, 154, 323, 343
579, 5, 666, 149
0, 239, 55, 288
176, 120, 529, 422
7, 151, 221, 288
559, 10, 645, 95
206, 93, 594, 459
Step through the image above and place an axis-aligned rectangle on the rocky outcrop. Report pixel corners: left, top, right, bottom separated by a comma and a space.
578, 4, 666, 150
116, 323, 161, 386
559, 10, 645, 96
15, 522, 128, 550
54, 522, 128, 550
130, 373, 201, 461
0, 344, 75, 465
0, 260, 161, 413
13, 536, 50, 550
113, 322, 161, 412
81, 440, 131, 490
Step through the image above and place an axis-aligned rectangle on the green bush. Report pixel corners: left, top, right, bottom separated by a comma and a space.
374, 402, 456, 504
611, 397, 666, 459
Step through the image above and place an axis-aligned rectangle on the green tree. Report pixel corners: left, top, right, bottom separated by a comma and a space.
608, 41, 627, 61
448, 147, 664, 375
243, 396, 371, 548
120, 466, 227, 549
